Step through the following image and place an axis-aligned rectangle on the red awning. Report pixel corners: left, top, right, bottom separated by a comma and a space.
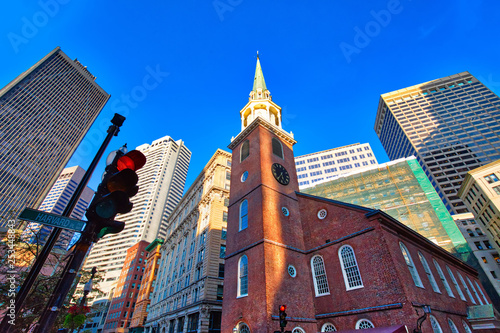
336, 325, 408, 333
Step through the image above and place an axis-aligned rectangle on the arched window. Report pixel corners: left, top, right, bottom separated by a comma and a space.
446, 266, 466, 301
321, 323, 337, 332
433, 259, 454, 297
462, 320, 472, 333
457, 272, 476, 304
474, 280, 489, 304
448, 319, 459, 333
466, 229, 475, 237
475, 228, 484, 236
418, 252, 440, 293
240, 140, 250, 162
355, 319, 374, 329
339, 245, 363, 290
239, 200, 248, 231
238, 255, 248, 297
272, 138, 283, 159
467, 276, 483, 305
429, 315, 443, 333
311, 255, 330, 296
237, 322, 250, 333
292, 328, 305, 333
399, 242, 423, 287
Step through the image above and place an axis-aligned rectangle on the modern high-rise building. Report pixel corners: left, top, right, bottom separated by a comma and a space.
81, 136, 191, 302
374, 72, 500, 215
294, 143, 378, 189
146, 149, 231, 333
0, 47, 110, 228
21, 166, 94, 250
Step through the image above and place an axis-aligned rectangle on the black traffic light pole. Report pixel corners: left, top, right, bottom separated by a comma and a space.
0, 114, 125, 333
34, 114, 126, 333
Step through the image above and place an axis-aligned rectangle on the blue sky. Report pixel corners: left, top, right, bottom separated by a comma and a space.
1, 1, 500, 192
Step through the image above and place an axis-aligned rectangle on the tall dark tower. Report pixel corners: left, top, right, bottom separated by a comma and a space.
0, 47, 110, 228
221, 56, 316, 333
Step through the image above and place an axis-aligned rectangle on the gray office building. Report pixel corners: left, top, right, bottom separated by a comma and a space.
0, 47, 110, 228
21, 166, 94, 250
374, 72, 500, 215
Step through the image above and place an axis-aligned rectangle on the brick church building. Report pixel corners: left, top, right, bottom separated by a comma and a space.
221, 57, 498, 332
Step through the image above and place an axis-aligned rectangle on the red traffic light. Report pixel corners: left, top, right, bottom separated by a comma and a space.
107, 169, 139, 196
279, 305, 286, 312
117, 150, 146, 171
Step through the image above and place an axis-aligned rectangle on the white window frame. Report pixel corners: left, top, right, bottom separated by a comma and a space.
474, 280, 489, 304
462, 320, 472, 333
448, 319, 459, 333
457, 272, 476, 304
433, 259, 454, 298
237, 322, 250, 333
467, 276, 483, 305
399, 242, 423, 288
338, 245, 363, 290
321, 323, 337, 331
238, 255, 248, 298
429, 315, 443, 333
311, 255, 330, 296
240, 140, 250, 162
239, 200, 248, 231
446, 265, 465, 301
418, 252, 440, 293
355, 319, 375, 329
292, 327, 305, 333
272, 137, 284, 159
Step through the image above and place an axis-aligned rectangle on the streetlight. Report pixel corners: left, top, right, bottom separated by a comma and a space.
80, 267, 97, 306
414, 304, 431, 333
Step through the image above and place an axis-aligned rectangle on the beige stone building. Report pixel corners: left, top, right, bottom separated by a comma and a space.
458, 160, 500, 253
145, 149, 231, 333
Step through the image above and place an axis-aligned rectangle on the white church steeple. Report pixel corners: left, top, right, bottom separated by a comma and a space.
239, 54, 283, 132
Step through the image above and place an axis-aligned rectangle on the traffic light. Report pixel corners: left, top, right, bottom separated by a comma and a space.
279, 305, 287, 329
86, 149, 146, 239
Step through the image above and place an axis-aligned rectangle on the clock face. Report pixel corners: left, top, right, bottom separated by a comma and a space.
271, 163, 290, 185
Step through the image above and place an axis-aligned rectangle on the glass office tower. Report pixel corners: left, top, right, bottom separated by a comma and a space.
374, 72, 500, 215
0, 47, 109, 228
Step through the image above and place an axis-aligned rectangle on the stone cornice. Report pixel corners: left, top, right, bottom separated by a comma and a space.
228, 116, 296, 150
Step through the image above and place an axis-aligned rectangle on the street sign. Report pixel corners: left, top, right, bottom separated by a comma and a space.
19, 208, 86, 232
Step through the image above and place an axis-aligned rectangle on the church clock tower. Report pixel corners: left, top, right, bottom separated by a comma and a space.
221, 56, 316, 333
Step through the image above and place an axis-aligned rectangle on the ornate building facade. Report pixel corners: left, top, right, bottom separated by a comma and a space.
145, 149, 231, 333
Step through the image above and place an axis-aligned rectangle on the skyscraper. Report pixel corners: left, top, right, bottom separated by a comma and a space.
295, 142, 378, 188
374, 72, 500, 215
21, 166, 94, 250
0, 47, 110, 228
81, 136, 191, 301
146, 149, 231, 333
